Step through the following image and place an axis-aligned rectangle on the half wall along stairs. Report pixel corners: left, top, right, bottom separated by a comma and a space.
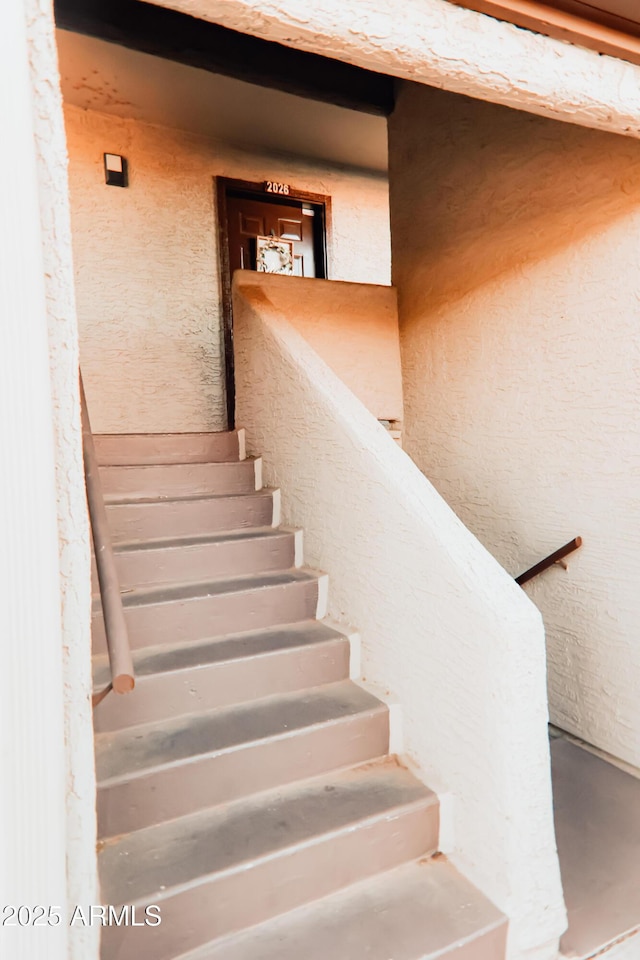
92, 429, 506, 960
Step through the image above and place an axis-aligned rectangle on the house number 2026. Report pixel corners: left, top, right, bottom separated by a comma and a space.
265, 181, 290, 195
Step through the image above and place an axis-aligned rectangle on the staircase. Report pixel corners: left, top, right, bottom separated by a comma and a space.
92, 430, 506, 960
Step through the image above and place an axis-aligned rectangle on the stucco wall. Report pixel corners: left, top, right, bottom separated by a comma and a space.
233, 272, 566, 960
236, 273, 402, 421
28, 7, 99, 960
389, 80, 640, 770
64, 104, 391, 433
3, 2, 96, 959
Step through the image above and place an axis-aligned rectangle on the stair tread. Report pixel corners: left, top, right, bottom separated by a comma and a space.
92, 620, 348, 688
96, 680, 384, 784
113, 527, 294, 553
105, 489, 276, 507
93, 428, 242, 440
94, 431, 246, 467
179, 858, 506, 960
92, 568, 322, 613
101, 460, 261, 505
99, 759, 436, 906
101, 458, 259, 474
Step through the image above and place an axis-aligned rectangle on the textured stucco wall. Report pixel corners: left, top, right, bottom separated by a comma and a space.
233, 273, 566, 960
3, 2, 96, 958
27, 4, 98, 957
64, 104, 391, 433
237, 273, 402, 421
389, 81, 640, 771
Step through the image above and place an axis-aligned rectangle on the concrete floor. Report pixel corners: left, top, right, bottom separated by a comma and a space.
551, 738, 640, 959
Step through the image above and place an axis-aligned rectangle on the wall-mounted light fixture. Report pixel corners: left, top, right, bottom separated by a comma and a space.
104, 153, 128, 188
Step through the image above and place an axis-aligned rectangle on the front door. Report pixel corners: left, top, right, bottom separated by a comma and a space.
217, 178, 330, 427
226, 194, 318, 277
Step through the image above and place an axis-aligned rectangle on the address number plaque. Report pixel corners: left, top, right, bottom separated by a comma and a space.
264, 181, 290, 195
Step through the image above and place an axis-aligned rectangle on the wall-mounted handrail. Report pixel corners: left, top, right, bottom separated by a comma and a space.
80, 371, 134, 704
515, 537, 583, 586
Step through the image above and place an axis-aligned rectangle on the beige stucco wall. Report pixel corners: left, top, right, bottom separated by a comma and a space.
236, 273, 402, 421
29, 12, 99, 960
3, 2, 97, 958
64, 104, 391, 433
234, 272, 565, 960
389, 80, 640, 770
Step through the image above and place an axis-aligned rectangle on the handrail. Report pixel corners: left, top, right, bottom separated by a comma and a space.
515, 537, 583, 586
80, 371, 134, 703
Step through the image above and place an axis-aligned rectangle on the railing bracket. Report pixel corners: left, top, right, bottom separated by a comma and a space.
92, 683, 113, 709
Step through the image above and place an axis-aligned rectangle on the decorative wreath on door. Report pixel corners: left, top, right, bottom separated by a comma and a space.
256, 236, 295, 275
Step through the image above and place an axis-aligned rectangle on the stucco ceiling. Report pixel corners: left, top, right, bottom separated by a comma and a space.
56, 30, 388, 173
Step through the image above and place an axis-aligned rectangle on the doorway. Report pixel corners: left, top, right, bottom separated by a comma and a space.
216, 176, 331, 427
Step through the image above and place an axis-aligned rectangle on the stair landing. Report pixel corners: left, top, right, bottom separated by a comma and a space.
552, 737, 640, 959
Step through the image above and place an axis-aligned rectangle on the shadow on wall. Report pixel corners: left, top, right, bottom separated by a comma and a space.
390, 83, 640, 319
388, 80, 640, 770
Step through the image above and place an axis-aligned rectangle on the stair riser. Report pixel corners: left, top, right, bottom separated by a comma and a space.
92, 532, 298, 593
95, 431, 245, 466
92, 579, 322, 653
98, 709, 389, 837
93, 639, 351, 733
101, 460, 261, 501
99, 802, 438, 960
106, 492, 278, 542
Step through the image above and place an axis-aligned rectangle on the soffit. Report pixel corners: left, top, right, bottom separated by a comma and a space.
54, 0, 394, 116
450, 0, 640, 65
56, 29, 388, 173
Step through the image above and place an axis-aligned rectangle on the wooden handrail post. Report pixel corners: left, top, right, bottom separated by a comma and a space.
80, 371, 134, 696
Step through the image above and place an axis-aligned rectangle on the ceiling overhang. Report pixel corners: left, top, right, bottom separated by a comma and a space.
450, 0, 640, 66
53, 0, 395, 117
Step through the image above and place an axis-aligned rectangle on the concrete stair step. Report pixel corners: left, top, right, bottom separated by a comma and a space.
178, 858, 507, 960
92, 569, 327, 653
92, 527, 302, 592
100, 459, 261, 501
93, 621, 352, 732
99, 759, 439, 960
96, 680, 389, 836
88, 433, 504, 960
94, 430, 246, 465
106, 489, 279, 541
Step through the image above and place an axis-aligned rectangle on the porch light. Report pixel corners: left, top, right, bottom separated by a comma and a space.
104, 153, 128, 188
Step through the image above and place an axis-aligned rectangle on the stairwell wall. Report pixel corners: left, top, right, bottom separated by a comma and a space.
2, 2, 97, 958
233, 272, 567, 960
389, 80, 640, 773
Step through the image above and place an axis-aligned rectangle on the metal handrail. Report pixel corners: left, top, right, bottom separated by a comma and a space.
515, 537, 583, 586
80, 372, 134, 703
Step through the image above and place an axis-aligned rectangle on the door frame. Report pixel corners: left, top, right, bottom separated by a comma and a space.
215, 176, 332, 428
